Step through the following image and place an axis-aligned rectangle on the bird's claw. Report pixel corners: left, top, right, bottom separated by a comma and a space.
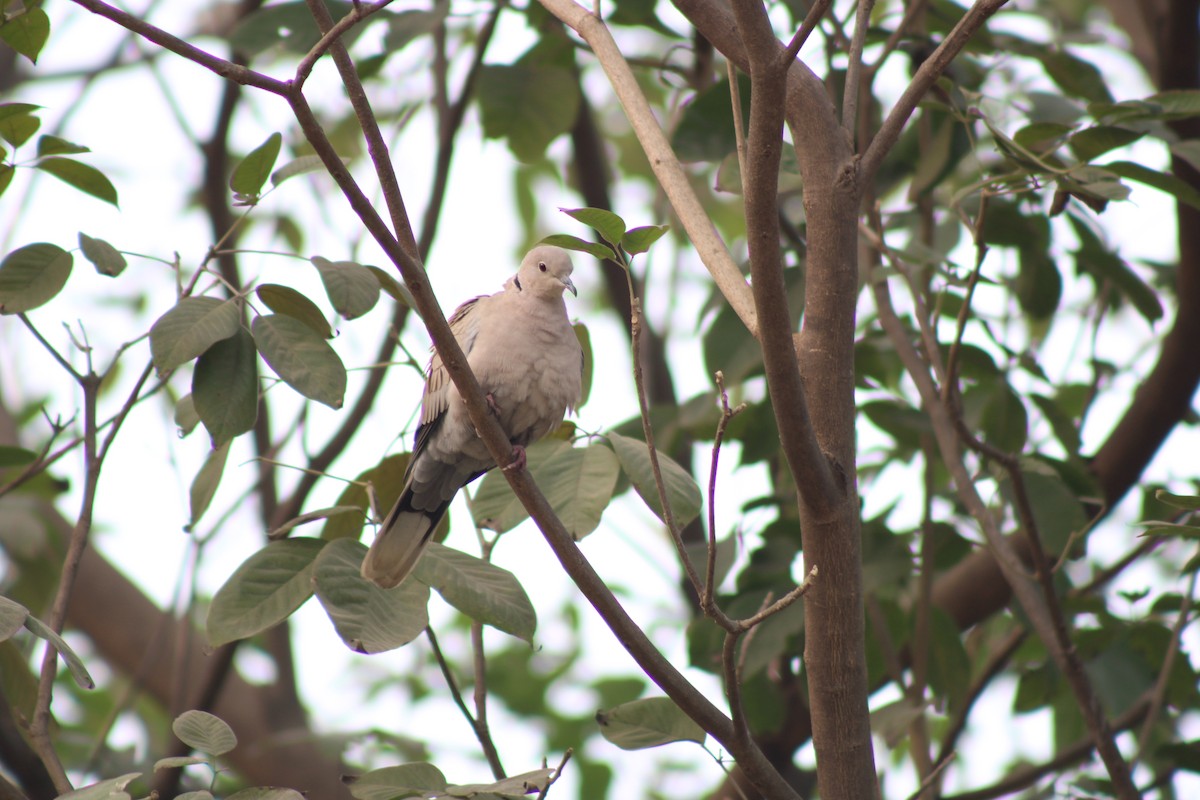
504, 444, 527, 472
485, 392, 502, 417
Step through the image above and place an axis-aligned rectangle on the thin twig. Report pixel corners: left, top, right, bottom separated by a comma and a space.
705, 372, 746, 608
781, 0, 833, 64
1133, 561, 1198, 763
536, 749, 574, 800
841, 0, 877, 136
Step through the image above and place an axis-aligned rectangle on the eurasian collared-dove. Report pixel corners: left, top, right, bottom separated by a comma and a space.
361, 245, 584, 588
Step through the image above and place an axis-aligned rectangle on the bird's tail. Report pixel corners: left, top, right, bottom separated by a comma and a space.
361, 487, 448, 589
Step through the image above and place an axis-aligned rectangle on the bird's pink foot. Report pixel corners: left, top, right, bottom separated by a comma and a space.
504, 444, 527, 472
485, 392, 502, 417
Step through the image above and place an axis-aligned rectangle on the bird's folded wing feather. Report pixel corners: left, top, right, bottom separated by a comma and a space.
420, 295, 486, 427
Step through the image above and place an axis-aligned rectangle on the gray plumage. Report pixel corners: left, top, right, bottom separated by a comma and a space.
361, 245, 584, 588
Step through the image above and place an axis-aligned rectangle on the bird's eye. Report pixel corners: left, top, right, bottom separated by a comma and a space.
538, 262, 548, 272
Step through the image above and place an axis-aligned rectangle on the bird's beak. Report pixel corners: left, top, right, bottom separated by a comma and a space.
564, 277, 577, 297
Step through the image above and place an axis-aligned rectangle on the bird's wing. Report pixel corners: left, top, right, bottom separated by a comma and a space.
417, 294, 486, 431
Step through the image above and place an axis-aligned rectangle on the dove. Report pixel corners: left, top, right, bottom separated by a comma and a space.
361, 245, 584, 588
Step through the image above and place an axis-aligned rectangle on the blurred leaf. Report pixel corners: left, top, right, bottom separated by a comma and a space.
149, 296, 241, 374
255, 283, 332, 338
0, 445, 36, 468
1068, 126, 1143, 161
961, 379, 1028, 453
607, 432, 702, 528
413, 542, 536, 642
869, 697, 927, 749
312, 538, 429, 653
1036, 49, 1112, 104
252, 313, 347, 408
55, 773, 142, 800
477, 63, 579, 162
0, 596, 28, 640
574, 322, 593, 408
321, 453, 409, 542
1103, 159, 1200, 211
271, 154, 329, 187
348, 764, 448, 800
365, 265, 416, 311
225, 789, 305, 800
673, 73, 751, 163
153, 756, 209, 771
382, 5, 448, 52
229, 1, 364, 57
310, 256, 381, 320
0, 5, 50, 64
1069, 215, 1162, 323
189, 442, 230, 527
0, 108, 38, 147
1155, 490, 1200, 511
193, 327, 258, 447
175, 393, 201, 437
596, 696, 706, 750
78, 232, 126, 277
0, 242, 72, 314
37, 135, 88, 157
173, 710, 237, 756
206, 538, 324, 647
999, 460, 1087, 554
231, 132, 282, 202
608, 0, 679, 36
36, 157, 118, 206
926, 608, 971, 712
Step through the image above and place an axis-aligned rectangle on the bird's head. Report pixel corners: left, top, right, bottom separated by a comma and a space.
516, 245, 577, 299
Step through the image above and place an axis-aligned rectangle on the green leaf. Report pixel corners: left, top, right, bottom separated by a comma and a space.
153, 755, 209, 770
472, 441, 619, 539
321, 453, 409, 542
193, 327, 259, 447
673, 73, 751, 163
607, 432, 703, 528
1068, 126, 1143, 162
999, 460, 1087, 554
595, 696, 706, 750
36, 157, 118, 206
0, 109, 39, 147
413, 542, 537, 642
270, 154, 328, 187
925, 608, 971, 712
1037, 49, 1112, 104
0, 243, 72, 314
225, 789, 306, 800
255, 284, 332, 338
1102, 159, 1200, 211
207, 539, 325, 647
560, 207, 627, 248
477, 63, 580, 162
149, 296, 241, 374
230, 132, 282, 201
22, 614, 94, 688
175, 393, 201, 436
1155, 490, 1200, 511
229, 1, 362, 57
78, 232, 127, 277
189, 442, 230, 527
382, 5, 449, 52
364, 266, 416, 312
55, 773, 142, 800
1069, 216, 1162, 323
251, 313, 347, 409
310, 256, 381, 320
348, 764, 448, 800
621, 225, 669, 255
444, 768, 556, 799
37, 135, 89, 157
0, 445, 36, 468
537, 234, 617, 263
0, 596, 28, 640
173, 710, 237, 756
574, 322, 593, 408
312, 538, 430, 653
0, 6, 50, 64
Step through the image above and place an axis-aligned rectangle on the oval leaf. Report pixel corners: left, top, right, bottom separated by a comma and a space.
78, 232, 127, 277
225, 788, 306, 800
271, 154, 328, 187
55, 773, 142, 800
22, 614, 94, 689
153, 755, 209, 771
312, 538, 429, 653
537, 234, 617, 263
413, 542, 537, 643
149, 296, 241, 374
560, 207, 627, 248
255, 283, 332, 338
0, 6, 50, 64
251, 313, 346, 409
189, 442, 230, 528
193, 327, 259, 447
0, 242, 72, 314
173, 710, 237, 756
310, 256, 381, 320
595, 696, 706, 750
472, 439, 571, 532
206, 538, 325, 647
348, 764, 448, 800
621, 224, 669, 255
36, 157, 118, 206
0, 595, 29, 640
607, 432, 702, 528
230, 132, 282, 201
